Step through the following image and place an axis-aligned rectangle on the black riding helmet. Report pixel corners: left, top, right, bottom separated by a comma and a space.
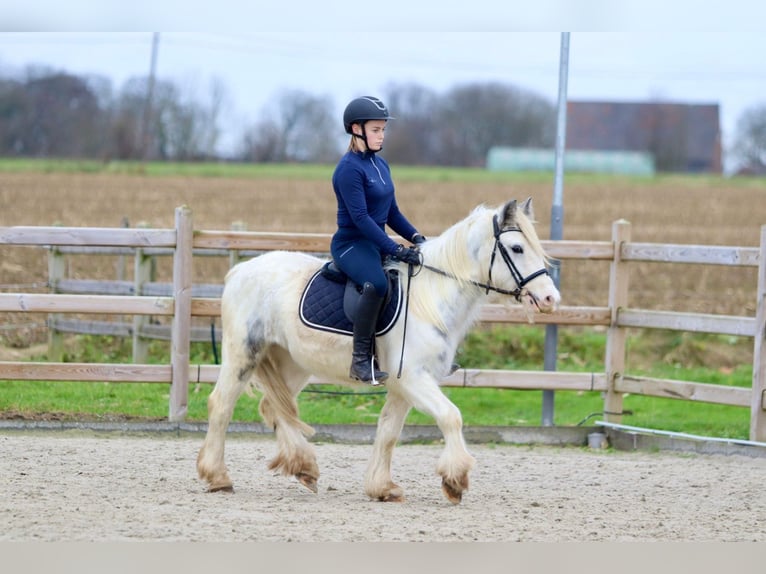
343, 96, 394, 134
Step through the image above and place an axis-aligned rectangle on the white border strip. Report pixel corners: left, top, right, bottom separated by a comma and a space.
596, 420, 766, 449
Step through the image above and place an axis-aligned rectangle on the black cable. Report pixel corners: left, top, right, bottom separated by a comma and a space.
302, 387, 387, 397
210, 320, 219, 365
576, 410, 633, 426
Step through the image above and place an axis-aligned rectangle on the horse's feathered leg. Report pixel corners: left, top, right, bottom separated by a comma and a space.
401, 374, 476, 504
365, 390, 411, 502
256, 346, 318, 493
198, 289, 268, 493
197, 360, 248, 492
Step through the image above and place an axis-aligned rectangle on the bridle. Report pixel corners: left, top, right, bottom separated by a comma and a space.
421, 214, 549, 302
487, 214, 550, 299
396, 213, 550, 378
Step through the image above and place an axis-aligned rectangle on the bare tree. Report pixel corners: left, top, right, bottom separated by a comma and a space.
113, 76, 225, 161
239, 89, 339, 163
201, 77, 227, 158
108, 78, 146, 159
0, 68, 104, 157
0, 67, 558, 166
733, 103, 766, 174
0, 78, 29, 154
380, 83, 440, 165
436, 82, 556, 166
240, 117, 284, 162
381, 81, 555, 167
154, 83, 204, 160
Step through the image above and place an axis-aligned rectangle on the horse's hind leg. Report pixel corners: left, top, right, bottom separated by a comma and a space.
197, 360, 248, 492
365, 391, 411, 502
256, 346, 319, 493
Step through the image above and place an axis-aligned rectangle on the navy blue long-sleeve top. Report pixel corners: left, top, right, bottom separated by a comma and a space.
332, 150, 418, 255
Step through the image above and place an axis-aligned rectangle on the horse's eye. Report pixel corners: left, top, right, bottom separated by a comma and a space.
511, 245, 524, 254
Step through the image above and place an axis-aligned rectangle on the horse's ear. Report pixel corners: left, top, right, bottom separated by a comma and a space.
521, 197, 534, 219
500, 200, 518, 228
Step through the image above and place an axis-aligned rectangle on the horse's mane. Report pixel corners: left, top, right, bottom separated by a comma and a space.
401, 203, 549, 334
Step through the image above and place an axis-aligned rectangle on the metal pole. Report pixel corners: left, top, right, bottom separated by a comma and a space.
542, 32, 570, 426
141, 32, 159, 161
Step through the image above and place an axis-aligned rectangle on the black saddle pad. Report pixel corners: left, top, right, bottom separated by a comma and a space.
299, 268, 402, 336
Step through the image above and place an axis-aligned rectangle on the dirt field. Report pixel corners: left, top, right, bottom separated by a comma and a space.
1, 430, 765, 542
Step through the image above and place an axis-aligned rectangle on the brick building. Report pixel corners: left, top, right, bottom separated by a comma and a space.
566, 101, 722, 173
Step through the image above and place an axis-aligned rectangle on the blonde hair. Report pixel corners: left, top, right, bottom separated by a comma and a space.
347, 135, 363, 152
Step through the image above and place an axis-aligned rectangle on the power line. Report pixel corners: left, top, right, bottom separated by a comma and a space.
3, 33, 763, 83
0, 32, 152, 46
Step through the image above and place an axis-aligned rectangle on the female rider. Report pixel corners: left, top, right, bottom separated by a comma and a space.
331, 96, 425, 385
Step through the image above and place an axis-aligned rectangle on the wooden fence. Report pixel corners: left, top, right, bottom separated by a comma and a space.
1, 206, 764, 440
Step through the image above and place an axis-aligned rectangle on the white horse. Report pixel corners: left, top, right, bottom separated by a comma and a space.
197, 198, 560, 504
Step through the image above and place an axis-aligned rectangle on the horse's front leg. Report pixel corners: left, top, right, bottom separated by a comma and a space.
365, 390, 411, 502
404, 375, 476, 504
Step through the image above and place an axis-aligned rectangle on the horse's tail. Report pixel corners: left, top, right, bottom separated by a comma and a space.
255, 347, 315, 438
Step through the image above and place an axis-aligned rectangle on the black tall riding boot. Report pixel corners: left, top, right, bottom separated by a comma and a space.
349, 282, 389, 385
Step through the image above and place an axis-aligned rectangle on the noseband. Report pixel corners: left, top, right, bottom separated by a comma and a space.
421, 214, 549, 302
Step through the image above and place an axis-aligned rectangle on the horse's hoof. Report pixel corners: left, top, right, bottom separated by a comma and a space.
370, 482, 405, 502
378, 493, 406, 503
209, 484, 234, 493
441, 479, 463, 505
296, 473, 318, 493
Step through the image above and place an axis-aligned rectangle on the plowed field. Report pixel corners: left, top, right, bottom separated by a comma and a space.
0, 171, 764, 348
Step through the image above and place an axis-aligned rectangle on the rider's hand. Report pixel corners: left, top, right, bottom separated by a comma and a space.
392, 245, 421, 266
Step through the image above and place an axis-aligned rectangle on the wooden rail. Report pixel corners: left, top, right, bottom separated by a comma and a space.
0, 207, 764, 439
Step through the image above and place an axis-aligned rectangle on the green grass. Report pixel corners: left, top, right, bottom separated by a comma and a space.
0, 157, 761, 187
0, 327, 754, 439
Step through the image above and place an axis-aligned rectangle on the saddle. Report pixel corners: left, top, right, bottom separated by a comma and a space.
299, 261, 402, 336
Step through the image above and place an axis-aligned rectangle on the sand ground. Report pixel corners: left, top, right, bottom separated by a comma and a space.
2, 431, 765, 542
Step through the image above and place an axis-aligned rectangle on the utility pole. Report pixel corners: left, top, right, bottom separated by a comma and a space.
141, 32, 159, 161
542, 32, 571, 426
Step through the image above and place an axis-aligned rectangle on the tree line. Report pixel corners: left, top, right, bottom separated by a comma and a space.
0, 67, 224, 161
1, 66, 764, 173
0, 67, 556, 166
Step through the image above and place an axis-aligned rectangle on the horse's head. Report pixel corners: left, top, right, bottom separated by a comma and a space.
487, 198, 560, 318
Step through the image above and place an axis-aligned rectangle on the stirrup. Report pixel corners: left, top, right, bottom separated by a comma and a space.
350, 356, 388, 386
350, 372, 388, 386
371, 357, 389, 385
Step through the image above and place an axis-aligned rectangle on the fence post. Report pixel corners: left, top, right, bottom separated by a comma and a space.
116, 216, 129, 283
132, 221, 152, 363
46, 244, 65, 362
169, 206, 193, 422
750, 224, 766, 441
603, 220, 631, 423
229, 220, 246, 268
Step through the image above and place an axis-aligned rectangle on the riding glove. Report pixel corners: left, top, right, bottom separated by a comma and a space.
411, 233, 427, 245
393, 245, 421, 265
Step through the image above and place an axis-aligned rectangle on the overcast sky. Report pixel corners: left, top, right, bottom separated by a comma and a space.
1, 2, 764, 171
